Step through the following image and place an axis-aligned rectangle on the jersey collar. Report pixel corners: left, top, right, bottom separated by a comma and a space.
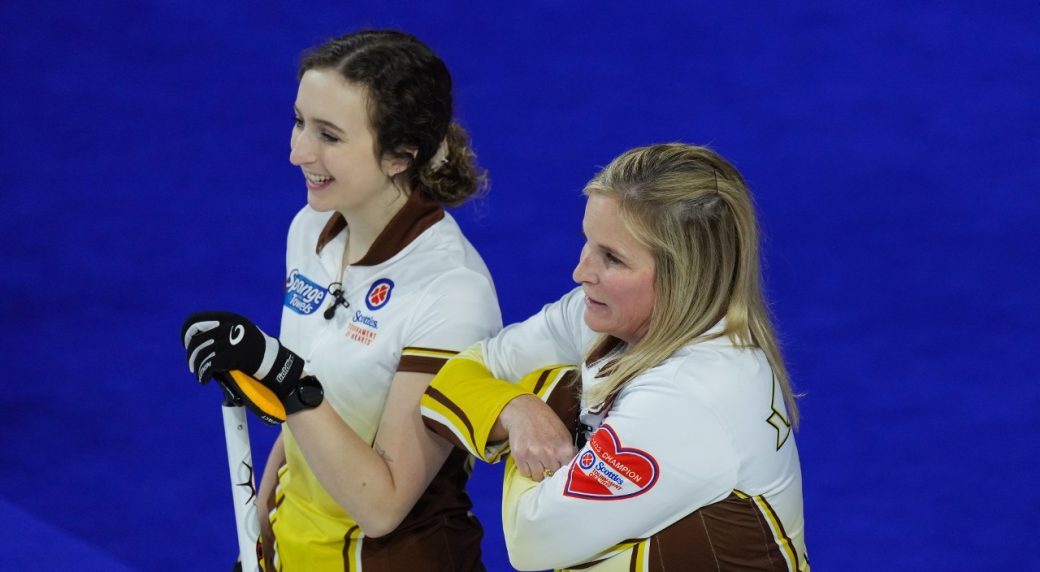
314, 191, 446, 266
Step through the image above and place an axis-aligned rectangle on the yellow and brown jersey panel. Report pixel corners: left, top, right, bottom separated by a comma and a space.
540, 491, 809, 572
644, 490, 808, 571
269, 447, 484, 571
496, 491, 807, 572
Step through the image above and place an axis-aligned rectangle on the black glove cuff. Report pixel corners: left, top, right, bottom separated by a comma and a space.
284, 375, 324, 415
269, 345, 306, 390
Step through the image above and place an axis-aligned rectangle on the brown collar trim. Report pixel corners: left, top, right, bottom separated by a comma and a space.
315, 214, 346, 255
584, 336, 626, 414
586, 336, 624, 366
314, 191, 445, 265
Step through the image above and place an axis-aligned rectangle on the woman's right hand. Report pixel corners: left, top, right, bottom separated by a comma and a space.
498, 394, 576, 482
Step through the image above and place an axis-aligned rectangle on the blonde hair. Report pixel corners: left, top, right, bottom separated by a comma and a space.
583, 143, 798, 427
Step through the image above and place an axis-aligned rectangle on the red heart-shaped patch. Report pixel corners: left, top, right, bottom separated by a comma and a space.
564, 424, 659, 500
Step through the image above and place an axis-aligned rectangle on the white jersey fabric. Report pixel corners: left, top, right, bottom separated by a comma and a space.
437, 287, 808, 571
272, 192, 501, 571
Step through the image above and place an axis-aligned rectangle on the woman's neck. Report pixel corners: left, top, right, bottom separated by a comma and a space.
338, 187, 410, 266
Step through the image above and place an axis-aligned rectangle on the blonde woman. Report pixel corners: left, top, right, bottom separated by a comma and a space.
422, 144, 809, 571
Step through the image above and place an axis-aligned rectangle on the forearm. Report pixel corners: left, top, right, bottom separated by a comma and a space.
286, 403, 447, 537
257, 434, 285, 516
180, 313, 450, 538
489, 417, 507, 442
424, 360, 577, 485
258, 433, 285, 503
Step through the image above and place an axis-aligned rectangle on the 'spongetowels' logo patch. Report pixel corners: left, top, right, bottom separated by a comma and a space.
366, 278, 394, 311
284, 269, 327, 315
564, 424, 659, 500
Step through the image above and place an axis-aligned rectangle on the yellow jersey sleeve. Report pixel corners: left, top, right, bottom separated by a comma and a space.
421, 345, 579, 464
420, 344, 527, 462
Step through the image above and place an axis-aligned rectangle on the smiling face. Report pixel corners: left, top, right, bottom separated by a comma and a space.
572, 194, 657, 345
289, 69, 409, 217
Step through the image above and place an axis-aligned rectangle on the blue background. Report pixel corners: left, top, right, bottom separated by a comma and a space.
2, 1, 1038, 570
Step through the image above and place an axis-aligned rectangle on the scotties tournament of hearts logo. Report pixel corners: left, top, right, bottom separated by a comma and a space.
366, 278, 394, 311
564, 424, 659, 500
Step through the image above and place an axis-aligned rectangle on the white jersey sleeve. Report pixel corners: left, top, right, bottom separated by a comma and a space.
479, 286, 591, 381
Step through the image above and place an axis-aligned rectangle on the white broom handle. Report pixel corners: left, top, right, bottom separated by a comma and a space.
222, 402, 261, 572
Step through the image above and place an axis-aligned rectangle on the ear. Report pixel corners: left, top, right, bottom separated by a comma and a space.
383, 147, 417, 179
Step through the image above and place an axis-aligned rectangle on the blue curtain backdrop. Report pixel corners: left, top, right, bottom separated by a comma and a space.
2, 1, 1037, 570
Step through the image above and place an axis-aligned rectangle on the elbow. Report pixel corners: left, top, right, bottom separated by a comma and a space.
359, 524, 390, 540
357, 519, 397, 540
353, 510, 408, 539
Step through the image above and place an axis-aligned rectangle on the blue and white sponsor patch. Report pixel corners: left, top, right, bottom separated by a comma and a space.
284, 269, 327, 315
